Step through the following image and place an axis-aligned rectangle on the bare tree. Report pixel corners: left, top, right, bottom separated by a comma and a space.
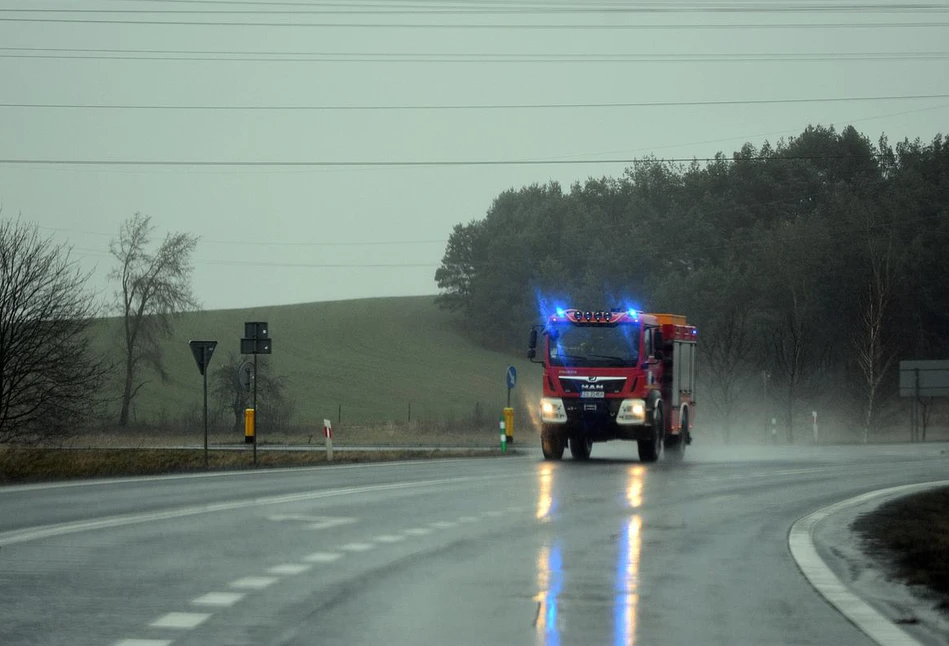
109, 213, 199, 426
211, 353, 294, 434
0, 216, 108, 443
851, 202, 898, 443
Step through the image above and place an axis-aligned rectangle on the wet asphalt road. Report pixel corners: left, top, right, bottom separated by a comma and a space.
1, 441, 947, 646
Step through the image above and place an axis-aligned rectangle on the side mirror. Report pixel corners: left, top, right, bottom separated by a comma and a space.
528, 329, 538, 359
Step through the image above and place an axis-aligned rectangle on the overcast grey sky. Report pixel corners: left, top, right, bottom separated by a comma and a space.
1, 0, 947, 310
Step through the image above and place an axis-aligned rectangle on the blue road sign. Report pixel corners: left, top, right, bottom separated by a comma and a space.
506, 365, 517, 389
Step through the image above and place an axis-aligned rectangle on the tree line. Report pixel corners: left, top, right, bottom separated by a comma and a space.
435, 125, 949, 442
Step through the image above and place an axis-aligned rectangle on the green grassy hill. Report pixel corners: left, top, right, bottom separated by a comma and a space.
92, 295, 540, 432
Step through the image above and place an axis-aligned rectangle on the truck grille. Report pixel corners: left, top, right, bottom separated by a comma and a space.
559, 376, 626, 395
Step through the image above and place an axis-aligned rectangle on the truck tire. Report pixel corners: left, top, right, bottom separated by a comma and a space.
638, 405, 662, 463
541, 426, 566, 461
666, 409, 687, 462
569, 435, 592, 460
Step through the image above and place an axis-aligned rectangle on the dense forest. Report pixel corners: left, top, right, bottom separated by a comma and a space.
435, 125, 949, 443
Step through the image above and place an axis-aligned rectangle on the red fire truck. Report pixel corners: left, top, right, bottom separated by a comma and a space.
527, 307, 697, 462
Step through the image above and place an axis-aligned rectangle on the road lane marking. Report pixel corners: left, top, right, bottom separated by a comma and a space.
192, 592, 246, 607
403, 527, 432, 536
303, 551, 342, 563
268, 564, 313, 575
789, 480, 949, 646
339, 542, 375, 552
230, 576, 278, 590
149, 612, 211, 629
0, 457, 501, 494
482, 510, 505, 517
267, 515, 358, 530
430, 521, 457, 529
374, 534, 406, 543
113, 641, 173, 646
457, 516, 478, 523
0, 474, 522, 547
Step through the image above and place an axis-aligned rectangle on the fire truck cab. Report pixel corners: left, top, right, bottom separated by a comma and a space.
527, 308, 697, 462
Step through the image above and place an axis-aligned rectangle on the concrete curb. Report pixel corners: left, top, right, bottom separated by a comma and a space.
789, 480, 949, 646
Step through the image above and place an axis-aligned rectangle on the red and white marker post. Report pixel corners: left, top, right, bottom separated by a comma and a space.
323, 418, 334, 461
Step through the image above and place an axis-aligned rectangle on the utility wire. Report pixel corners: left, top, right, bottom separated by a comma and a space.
2, 17, 948, 28
0, 154, 905, 168
2, 93, 947, 111
3, 50, 948, 64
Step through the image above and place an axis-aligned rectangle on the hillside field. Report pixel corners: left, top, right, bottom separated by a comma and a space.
90, 295, 541, 437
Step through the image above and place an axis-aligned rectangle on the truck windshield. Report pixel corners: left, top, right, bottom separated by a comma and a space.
547, 323, 640, 368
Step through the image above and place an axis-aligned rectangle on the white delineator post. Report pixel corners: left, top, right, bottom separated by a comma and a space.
323, 418, 334, 461
812, 411, 819, 444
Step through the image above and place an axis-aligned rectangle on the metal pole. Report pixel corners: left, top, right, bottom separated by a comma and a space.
203, 346, 209, 468
507, 387, 511, 408
253, 352, 258, 466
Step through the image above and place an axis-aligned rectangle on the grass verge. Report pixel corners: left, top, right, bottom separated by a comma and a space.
0, 447, 505, 485
852, 486, 949, 611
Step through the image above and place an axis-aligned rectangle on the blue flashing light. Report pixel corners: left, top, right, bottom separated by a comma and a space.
627, 309, 638, 319
556, 308, 566, 318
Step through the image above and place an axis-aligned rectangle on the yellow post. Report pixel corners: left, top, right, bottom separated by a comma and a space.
503, 407, 514, 444
244, 408, 255, 444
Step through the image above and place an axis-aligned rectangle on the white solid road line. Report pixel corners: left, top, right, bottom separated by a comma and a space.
374, 534, 406, 543
113, 640, 173, 646
192, 591, 246, 607
230, 576, 279, 590
303, 551, 342, 563
789, 480, 949, 646
0, 457, 495, 494
149, 612, 212, 629
0, 474, 524, 547
268, 563, 313, 575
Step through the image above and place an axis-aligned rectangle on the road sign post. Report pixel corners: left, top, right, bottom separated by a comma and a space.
189, 340, 218, 468
504, 365, 516, 444
241, 322, 272, 466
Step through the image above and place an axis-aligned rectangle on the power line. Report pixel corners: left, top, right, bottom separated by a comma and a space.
2, 17, 948, 28
3, 49, 948, 64
5, 3, 949, 14
40, 224, 445, 247
0, 155, 893, 168
2, 93, 947, 111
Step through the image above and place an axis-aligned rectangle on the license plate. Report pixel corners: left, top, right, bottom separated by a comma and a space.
580, 391, 605, 399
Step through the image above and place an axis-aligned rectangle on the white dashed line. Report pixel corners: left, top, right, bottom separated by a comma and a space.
339, 542, 375, 552
374, 534, 406, 543
457, 516, 479, 523
403, 527, 432, 536
192, 591, 246, 607
149, 612, 212, 629
431, 521, 457, 529
304, 551, 342, 563
113, 640, 173, 646
268, 563, 313, 575
230, 576, 278, 590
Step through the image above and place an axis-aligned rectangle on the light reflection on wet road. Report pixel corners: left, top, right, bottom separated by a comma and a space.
2, 443, 948, 645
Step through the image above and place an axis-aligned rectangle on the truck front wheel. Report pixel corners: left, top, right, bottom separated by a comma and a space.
541, 426, 566, 461
638, 406, 662, 463
569, 435, 592, 460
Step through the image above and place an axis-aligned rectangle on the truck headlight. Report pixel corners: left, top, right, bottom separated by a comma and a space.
540, 398, 567, 423
616, 399, 647, 425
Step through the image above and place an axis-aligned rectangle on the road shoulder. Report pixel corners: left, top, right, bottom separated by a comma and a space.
791, 481, 949, 646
